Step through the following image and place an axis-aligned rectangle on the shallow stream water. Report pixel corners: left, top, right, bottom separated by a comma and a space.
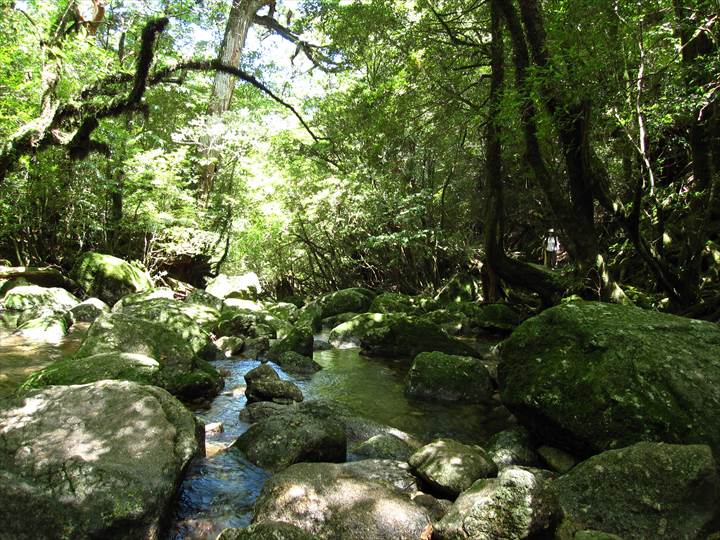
168, 341, 512, 539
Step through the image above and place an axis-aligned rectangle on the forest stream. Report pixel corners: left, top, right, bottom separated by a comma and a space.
169, 336, 512, 539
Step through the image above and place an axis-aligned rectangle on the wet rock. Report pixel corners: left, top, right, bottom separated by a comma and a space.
405, 351, 493, 403
205, 421, 224, 434
322, 311, 359, 329
246, 377, 304, 405
3, 284, 79, 312
217, 522, 314, 540
239, 401, 290, 423
206, 272, 262, 300
485, 426, 538, 469
296, 302, 323, 333
498, 301, 720, 456
352, 433, 416, 461
267, 326, 313, 360
421, 309, 468, 336
537, 445, 576, 474
369, 292, 421, 315
550, 442, 720, 540
319, 287, 375, 318
313, 338, 332, 351
67, 297, 109, 324
328, 312, 397, 348
243, 336, 270, 359
232, 410, 346, 471
434, 466, 557, 540
0, 380, 201, 540
447, 302, 521, 334
74, 313, 222, 399
275, 351, 322, 376
72, 251, 153, 305
14, 311, 69, 343
216, 336, 245, 357
112, 287, 174, 310
265, 302, 300, 323
252, 459, 431, 539
408, 439, 498, 499
360, 316, 479, 358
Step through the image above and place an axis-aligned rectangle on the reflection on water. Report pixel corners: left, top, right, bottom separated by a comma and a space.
0, 310, 88, 398
169, 342, 512, 539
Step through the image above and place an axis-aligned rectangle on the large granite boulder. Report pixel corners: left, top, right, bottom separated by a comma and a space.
319, 287, 375, 318
405, 351, 494, 403
72, 252, 153, 305
252, 460, 432, 539
408, 439, 498, 499
3, 285, 79, 312
74, 313, 222, 399
434, 466, 557, 540
360, 316, 479, 358
499, 301, 720, 456
232, 409, 346, 471
550, 442, 720, 540
0, 381, 202, 540
206, 272, 262, 299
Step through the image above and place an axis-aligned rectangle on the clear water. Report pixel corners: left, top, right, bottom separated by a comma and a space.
168, 342, 512, 539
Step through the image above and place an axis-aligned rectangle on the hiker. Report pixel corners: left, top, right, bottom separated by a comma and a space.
544, 228, 559, 269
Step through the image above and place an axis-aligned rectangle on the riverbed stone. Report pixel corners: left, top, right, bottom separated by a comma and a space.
319, 287, 375, 318
499, 301, 720, 456
360, 316, 479, 358
112, 287, 175, 310
434, 466, 557, 540
185, 289, 223, 311
551, 442, 720, 540
313, 338, 332, 350
14, 311, 69, 343
217, 522, 314, 540
3, 284, 79, 312
206, 272, 262, 299
0, 380, 201, 540
252, 459, 431, 539
216, 336, 245, 357
448, 302, 521, 333
232, 410, 346, 471
267, 326, 313, 360
405, 351, 493, 403
435, 273, 481, 304
246, 376, 304, 405
243, 336, 270, 359
275, 351, 322, 376
265, 302, 300, 322
409, 439, 498, 499
537, 445, 576, 474
67, 297, 109, 323
328, 312, 397, 348
352, 433, 416, 461
297, 302, 323, 333
75, 313, 222, 399
369, 292, 421, 314
485, 426, 538, 469
239, 401, 290, 423
422, 309, 468, 336
72, 252, 153, 305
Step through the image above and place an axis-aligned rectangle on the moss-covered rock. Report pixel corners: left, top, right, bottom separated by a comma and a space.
244, 363, 304, 405
328, 312, 399, 348
275, 351, 322, 376
0, 380, 201, 540
267, 326, 313, 360
409, 438, 498, 499
217, 522, 314, 540
405, 352, 493, 403
422, 309, 468, 336
351, 433, 416, 461
72, 252, 153, 305
14, 312, 69, 343
232, 410, 346, 471
550, 442, 720, 540
498, 301, 720, 456
435, 273, 482, 304
206, 272, 262, 299
3, 285, 79, 312
66, 297, 109, 324
251, 460, 431, 539
319, 287, 375, 318
75, 313, 222, 399
360, 316, 479, 358
369, 292, 420, 315
112, 287, 175, 310
265, 301, 300, 322
486, 426, 538, 469
447, 302, 521, 333
296, 302, 323, 333
184, 289, 223, 311
321, 311, 359, 329
434, 466, 557, 540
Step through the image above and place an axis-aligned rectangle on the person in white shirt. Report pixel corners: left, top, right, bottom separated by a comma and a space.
544, 228, 559, 269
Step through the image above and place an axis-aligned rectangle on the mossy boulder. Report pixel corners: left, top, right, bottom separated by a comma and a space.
435, 272, 482, 304
75, 313, 222, 399
328, 312, 399, 348
275, 351, 322, 376
72, 252, 153, 305
321, 311, 359, 329
409, 439, 498, 499
369, 292, 420, 314
405, 352, 494, 403
14, 312, 69, 343
447, 302, 521, 333
244, 364, 304, 405
360, 316, 479, 358
550, 442, 720, 540
21, 352, 160, 390
217, 522, 313, 540
112, 287, 175, 310
422, 309, 468, 336
486, 426, 538, 469
0, 380, 201, 540
297, 302, 323, 333
267, 326, 313, 360
232, 410, 346, 471
265, 301, 300, 322
206, 272, 262, 299
3, 285, 79, 312
319, 287, 375, 318
185, 289, 223, 311
251, 460, 431, 539
351, 433, 416, 461
66, 297, 109, 324
498, 301, 720, 456
434, 466, 557, 540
